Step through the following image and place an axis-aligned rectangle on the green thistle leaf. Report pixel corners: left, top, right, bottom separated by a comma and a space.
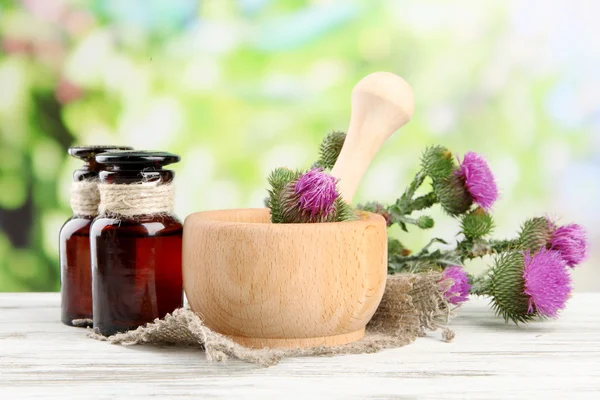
488, 251, 535, 324
312, 131, 346, 170
410, 192, 437, 211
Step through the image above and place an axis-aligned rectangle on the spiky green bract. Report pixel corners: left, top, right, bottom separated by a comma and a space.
461, 207, 495, 239
267, 167, 302, 223
432, 174, 473, 216
335, 197, 357, 222
312, 131, 346, 170
487, 251, 534, 324
421, 145, 455, 180
518, 217, 552, 251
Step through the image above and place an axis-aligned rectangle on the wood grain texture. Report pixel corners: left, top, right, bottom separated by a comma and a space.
330, 71, 415, 202
1, 293, 599, 399
182, 208, 387, 348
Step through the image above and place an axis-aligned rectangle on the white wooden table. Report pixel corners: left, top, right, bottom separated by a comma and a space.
1, 293, 599, 399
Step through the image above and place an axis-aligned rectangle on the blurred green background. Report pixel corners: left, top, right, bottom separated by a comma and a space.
0, 0, 597, 292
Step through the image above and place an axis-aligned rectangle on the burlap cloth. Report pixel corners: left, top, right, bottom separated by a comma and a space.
88, 272, 454, 367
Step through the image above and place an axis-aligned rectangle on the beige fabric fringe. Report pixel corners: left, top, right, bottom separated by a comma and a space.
98, 182, 174, 217
70, 180, 100, 217
89, 272, 454, 367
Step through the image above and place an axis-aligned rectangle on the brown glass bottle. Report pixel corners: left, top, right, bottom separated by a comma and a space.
60, 145, 132, 327
90, 151, 183, 336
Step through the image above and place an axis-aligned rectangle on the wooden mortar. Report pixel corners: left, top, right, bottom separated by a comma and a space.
182, 208, 387, 349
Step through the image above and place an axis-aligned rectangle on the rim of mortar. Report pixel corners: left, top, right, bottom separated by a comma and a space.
184, 208, 385, 229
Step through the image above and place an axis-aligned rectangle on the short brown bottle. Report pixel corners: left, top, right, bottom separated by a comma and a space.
60, 145, 132, 327
90, 151, 183, 336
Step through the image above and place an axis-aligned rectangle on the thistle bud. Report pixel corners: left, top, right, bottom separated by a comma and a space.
421, 145, 455, 180
271, 168, 355, 223
487, 248, 571, 323
416, 215, 434, 229
461, 207, 494, 239
432, 174, 473, 216
313, 131, 346, 170
518, 217, 552, 251
487, 251, 533, 323
518, 217, 588, 268
282, 168, 338, 223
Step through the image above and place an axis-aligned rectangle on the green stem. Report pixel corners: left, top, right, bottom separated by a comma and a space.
416, 238, 448, 256
390, 237, 519, 272
469, 274, 490, 296
388, 191, 438, 224
490, 239, 518, 253
390, 250, 460, 266
391, 214, 420, 227
459, 238, 519, 261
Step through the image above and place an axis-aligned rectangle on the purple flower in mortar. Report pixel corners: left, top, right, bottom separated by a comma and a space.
547, 220, 589, 268
457, 152, 499, 210
522, 248, 571, 318
294, 168, 338, 218
441, 265, 471, 305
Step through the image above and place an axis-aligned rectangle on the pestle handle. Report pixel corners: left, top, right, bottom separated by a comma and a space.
330, 72, 415, 203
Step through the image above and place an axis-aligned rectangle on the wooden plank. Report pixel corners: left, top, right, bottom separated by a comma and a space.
1, 293, 599, 399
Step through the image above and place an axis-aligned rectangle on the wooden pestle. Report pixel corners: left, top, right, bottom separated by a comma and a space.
330, 72, 415, 203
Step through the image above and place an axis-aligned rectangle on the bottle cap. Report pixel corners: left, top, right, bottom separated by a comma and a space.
95, 150, 180, 168
69, 145, 133, 162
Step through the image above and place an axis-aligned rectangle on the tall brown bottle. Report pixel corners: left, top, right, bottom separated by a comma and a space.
90, 151, 183, 336
59, 145, 132, 326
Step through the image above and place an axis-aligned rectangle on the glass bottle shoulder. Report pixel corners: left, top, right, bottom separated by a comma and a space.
60, 216, 93, 240
91, 214, 183, 238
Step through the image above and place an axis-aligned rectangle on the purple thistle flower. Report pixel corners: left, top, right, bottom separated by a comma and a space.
456, 152, 499, 210
294, 168, 338, 218
523, 248, 571, 318
441, 265, 471, 305
547, 221, 589, 268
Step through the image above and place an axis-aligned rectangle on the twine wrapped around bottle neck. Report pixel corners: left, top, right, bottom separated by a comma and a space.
98, 182, 174, 217
70, 180, 100, 217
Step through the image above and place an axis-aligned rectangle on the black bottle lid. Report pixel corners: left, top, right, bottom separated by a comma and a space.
69, 145, 134, 181
95, 150, 180, 169
69, 145, 133, 162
